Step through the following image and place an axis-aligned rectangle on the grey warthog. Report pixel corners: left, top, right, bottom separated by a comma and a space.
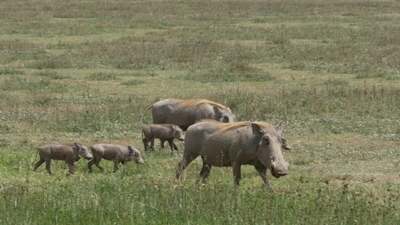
88, 144, 144, 172
142, 124, 184, 152
149, 99, 235, 130
33, 143, 93, 175
176, 120, 289, 188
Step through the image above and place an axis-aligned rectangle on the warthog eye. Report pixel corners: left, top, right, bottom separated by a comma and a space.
263, 136, 270, 145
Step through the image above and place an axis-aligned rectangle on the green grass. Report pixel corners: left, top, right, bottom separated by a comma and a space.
121, 79, 145, 86
1, 0, 400, 224
86, 72, 119, 81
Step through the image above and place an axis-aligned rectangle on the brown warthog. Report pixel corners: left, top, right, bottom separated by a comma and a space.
142, 124, 184, 152
176, 120, 289, 188
88, 144, 144, 172
33, 143, 93, 175
150, 99, 235, 130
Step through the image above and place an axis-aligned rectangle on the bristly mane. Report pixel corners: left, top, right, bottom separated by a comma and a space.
180, 99, 229, 110
217, 121, 274, 134
217, 121, 251, 133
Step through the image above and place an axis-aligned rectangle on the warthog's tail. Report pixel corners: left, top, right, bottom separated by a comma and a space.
32, 148, 40, 166
138, 102, 154, 125
141, 129, 145, 141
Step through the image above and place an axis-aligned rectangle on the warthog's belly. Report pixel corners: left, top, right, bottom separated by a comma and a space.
102, 151, 118, 160
201, 151, 232, 167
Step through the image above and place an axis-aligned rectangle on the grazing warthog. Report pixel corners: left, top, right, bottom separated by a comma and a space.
88, 144, 144, 172
33, 143, 93, 175
150, 99, 235, 130
142, 124, 184, 152
176, 120, 289, 188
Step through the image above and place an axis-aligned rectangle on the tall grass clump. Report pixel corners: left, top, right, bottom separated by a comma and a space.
86, 72, 119, 81
0, 77, 68, 93
0, 67, 24, 75
0, 175, 399, 225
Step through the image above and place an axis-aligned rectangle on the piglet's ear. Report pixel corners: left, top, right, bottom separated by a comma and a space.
128, 146, 134, 156
72, 143, 80, 151
213, 106, 222, 116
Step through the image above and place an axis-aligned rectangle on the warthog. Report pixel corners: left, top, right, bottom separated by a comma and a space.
33, 143, 93, 175
142, 124, 184, 152
176, 120, 289, 187
88, 144, 144, 172
150, 99, 235, 130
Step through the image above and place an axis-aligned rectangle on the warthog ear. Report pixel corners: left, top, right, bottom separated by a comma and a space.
281, 138, 292, 151
251, 122, 265, 136
128, 146, 134, 156
72, 143, 80, 151
213, 106, 222, 116
275, 121, 287, 137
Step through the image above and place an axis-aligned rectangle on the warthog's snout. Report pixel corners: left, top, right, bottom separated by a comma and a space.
136, 158, 145, 164
271, 161, 289, 178
83, 151, 93, 160
271, 168, 288, 178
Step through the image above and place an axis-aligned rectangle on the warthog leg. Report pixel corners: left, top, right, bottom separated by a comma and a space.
199, 160, 212, 183
232, 162, 242, 186
67, 162, 75, 175
87, 159, 95, 172
95, 159, 104, 171
172, 140, 178, 151
142, 138, 148, 151
113, 161, 120, 172
176, 156, 197, 180
167, 139, 177, 152
45, 160, 52, 175
254, 163, 271, 190
33, 158, 45, 171
150, 138, 155, 151
88, 158, 104, 172
160, 140, 165, 149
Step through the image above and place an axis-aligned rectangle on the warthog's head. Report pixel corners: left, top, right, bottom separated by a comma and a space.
214, 106, 236, 123
252, 123, 289, 178
73, 143, 93, 160
172, 125, 185, 141
128, 146, 145, 164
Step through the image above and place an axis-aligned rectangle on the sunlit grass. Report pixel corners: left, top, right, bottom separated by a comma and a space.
1, 0, 400, 224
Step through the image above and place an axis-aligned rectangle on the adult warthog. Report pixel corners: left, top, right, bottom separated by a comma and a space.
176, 120, 289, 188
149, 99, 235, 130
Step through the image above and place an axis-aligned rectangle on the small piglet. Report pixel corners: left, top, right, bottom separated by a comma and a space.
88, 144, 144, 172
33, 143, 93, 175
142, 124, 184, 152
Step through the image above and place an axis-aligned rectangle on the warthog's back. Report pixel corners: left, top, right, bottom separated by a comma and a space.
91, 144, 128, 160
38, 144, 74, 160
151, 99, 233, 130
150, 124, 171, 134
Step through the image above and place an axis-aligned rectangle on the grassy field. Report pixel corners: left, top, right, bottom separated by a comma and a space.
1, 0, 400, 224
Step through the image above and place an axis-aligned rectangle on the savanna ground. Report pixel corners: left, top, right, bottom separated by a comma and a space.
1, 0, 400, 224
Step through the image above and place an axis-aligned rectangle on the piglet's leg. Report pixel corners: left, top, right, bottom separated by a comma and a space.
67, 161, 75, 175
113, 161, 120, 172
33, 158, 45, 171
45, 160, 52, 175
